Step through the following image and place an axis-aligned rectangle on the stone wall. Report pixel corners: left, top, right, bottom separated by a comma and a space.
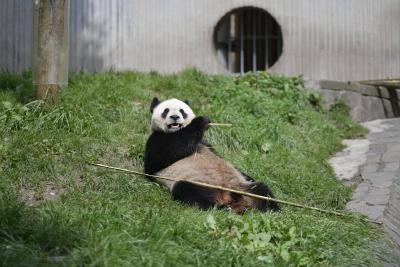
304, 80, 400, 122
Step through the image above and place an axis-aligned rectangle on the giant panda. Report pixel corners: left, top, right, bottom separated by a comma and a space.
144, 97, 279, 214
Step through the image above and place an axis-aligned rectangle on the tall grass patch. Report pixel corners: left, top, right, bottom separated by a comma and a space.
0, 70, 384, 266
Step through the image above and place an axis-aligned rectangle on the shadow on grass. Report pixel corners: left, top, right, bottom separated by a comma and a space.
0, 189, 82, 266
0, 70, 35, 103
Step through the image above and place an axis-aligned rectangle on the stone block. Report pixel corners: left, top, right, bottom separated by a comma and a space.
387, 144, 400, 153
358, 205, 386, 221
382, 151, 400, 162
338, 91, 367, 122
388, 123, 400, 133
319, 80, 376, 93
378, 86, 391, 99
383, 219, 400, 247
359, 85, 380, 97
340, 90, 362, 106
362, 119, 394, 134
373, 137, 400, 145
363, 171, 397, 181
363, 171, 396, 188
369, 144, 387, 154
382, 98, 395, 118
364, 194, 389, 206
364, 96, 389, 121
361, 163, 379, 173
316, 89, 340, 108
351, 182, 370, 199
352, 95, 385, 122
369, 187, 392, 196
364, 187, 391, 205
395, 89, 400, 99
366, 155, 381, 164
346, 199, 367, 211
384, 162, 400, 172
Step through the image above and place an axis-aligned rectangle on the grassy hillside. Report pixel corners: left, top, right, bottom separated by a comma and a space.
0, 70, 383, 266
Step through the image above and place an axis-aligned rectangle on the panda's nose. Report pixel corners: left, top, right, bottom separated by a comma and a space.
170, 115, 180, 121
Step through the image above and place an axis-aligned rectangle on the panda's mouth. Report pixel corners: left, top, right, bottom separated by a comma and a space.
168, 123, 182, 130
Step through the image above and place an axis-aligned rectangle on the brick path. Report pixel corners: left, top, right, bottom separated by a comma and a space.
330, 118, 400, 266
347, 119, 400, 239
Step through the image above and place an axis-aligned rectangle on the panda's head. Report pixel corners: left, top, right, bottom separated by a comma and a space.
150, 97, 195, 133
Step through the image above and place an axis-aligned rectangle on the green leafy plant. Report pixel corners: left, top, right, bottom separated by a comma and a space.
205, 214, 317, 266
0, 101, 30, 130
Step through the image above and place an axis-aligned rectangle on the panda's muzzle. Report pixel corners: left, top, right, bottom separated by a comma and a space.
168, 123, 182, 130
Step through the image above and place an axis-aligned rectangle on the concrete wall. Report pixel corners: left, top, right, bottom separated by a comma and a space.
305, 80, 400, 122
1, 0, 400, 81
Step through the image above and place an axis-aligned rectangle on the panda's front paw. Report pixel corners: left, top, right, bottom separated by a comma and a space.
191, 116, 211, 129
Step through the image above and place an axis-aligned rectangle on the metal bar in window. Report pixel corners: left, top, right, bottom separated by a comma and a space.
277, 30, 282, 59
240, 10, 244, 74
252, 11, 257, 72
227, 15, 231, 71
265, 14, 269, 69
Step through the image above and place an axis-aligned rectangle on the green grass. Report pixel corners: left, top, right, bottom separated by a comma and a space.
0, 69, 384, 266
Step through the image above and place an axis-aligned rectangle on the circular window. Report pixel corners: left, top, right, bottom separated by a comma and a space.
214, 7, 283, 73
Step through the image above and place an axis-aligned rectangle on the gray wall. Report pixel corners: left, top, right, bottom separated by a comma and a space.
1, 0, 33, 72
1, 0, 400, 81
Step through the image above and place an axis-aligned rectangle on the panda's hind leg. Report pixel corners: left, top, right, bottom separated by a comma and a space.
171, 181, 280, 213
171, 181, 217, 210
247, 182, 280, 212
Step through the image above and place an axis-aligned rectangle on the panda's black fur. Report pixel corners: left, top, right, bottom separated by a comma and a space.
144, 97, 279, 214
144, 116, 209, 175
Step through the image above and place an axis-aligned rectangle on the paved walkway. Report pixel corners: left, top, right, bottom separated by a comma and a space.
330, 118, 400, 265
349, 119, 400, 240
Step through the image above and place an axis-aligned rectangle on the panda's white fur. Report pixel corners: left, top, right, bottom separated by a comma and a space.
151, 98, 195, 133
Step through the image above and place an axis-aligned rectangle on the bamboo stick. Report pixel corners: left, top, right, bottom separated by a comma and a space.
209, 123, 233, 127
357, 78, 400, 87
88, 162, 382, 225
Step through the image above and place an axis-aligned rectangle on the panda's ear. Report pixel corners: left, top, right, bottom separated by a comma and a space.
150, 97, 160, 113
184, 100, 190, 106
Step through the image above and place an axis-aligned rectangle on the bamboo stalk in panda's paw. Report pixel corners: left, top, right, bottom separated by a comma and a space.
208, 123, 232, 127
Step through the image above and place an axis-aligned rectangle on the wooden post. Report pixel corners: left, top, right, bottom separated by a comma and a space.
32, 0, 69, 101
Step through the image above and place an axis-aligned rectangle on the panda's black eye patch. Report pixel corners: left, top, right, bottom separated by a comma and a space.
161, 108, 169, 119
179, 109, 188, 119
